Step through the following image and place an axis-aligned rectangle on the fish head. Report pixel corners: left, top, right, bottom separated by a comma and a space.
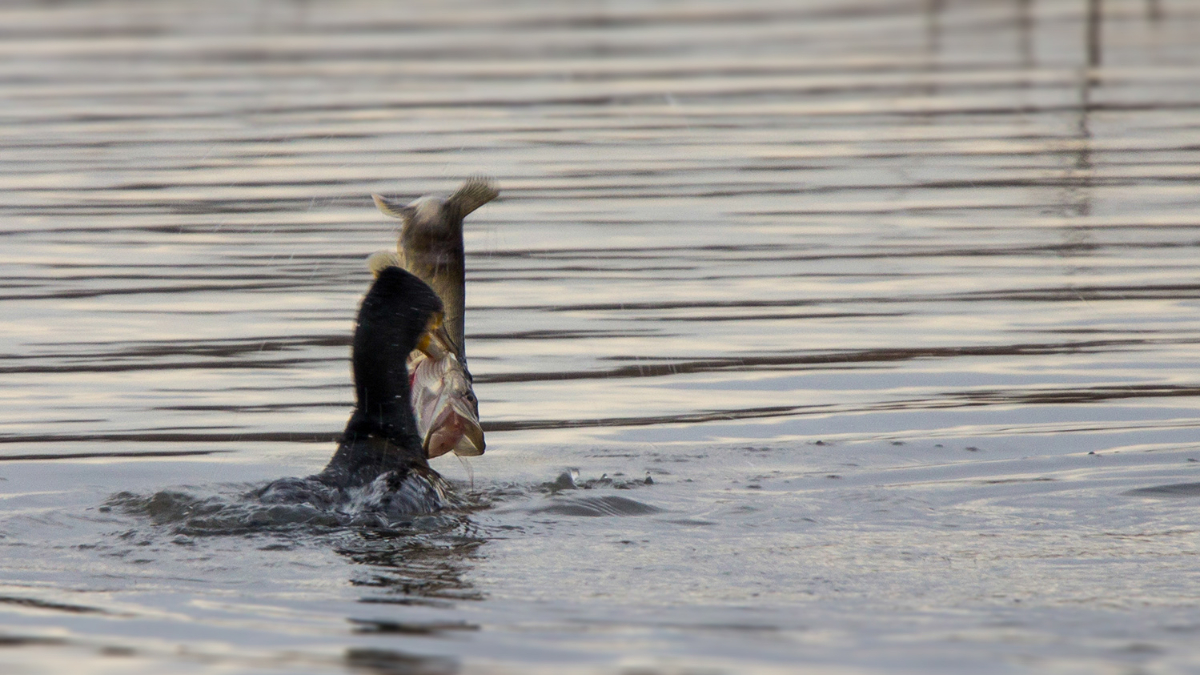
410, 316, 486, 459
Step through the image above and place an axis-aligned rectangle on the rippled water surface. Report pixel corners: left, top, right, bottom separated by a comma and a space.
4, 0, 1200, 672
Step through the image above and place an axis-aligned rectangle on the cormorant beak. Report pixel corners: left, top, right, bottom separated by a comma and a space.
415, 313, 454, 360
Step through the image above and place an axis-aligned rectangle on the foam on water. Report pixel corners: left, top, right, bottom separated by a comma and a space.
106, 472, 456, 535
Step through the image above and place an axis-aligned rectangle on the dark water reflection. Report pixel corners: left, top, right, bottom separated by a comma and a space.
3, 0, 1200, 673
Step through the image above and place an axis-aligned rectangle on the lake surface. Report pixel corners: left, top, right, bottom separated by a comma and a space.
3, 0, 1200, 672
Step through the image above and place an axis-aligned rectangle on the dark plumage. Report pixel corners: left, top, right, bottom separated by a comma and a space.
317, 266, 443, 489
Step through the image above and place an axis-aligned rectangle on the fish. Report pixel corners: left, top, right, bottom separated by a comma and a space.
408, 313, 485, 459
372, 177, 498, 358
367, 178, 496, 458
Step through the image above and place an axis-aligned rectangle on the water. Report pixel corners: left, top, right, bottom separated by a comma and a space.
3, 0, 1200, 672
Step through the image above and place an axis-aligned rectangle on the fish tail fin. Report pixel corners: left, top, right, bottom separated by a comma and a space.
447, 176, 498, 219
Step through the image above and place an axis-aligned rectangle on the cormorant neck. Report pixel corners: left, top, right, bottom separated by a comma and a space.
318, 266, 442, 488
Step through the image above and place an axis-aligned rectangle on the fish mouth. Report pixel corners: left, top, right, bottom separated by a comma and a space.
410, 315, 485, 459
422, 390, 485, 459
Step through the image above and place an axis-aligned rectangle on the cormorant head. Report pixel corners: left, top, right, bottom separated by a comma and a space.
346, 266, 443, 452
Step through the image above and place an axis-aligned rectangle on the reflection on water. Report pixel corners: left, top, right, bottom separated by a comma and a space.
3, 0, 1200, 672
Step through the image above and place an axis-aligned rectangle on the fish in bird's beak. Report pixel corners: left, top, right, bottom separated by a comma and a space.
409, 314, 485, 458
370, 178, 496, 459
